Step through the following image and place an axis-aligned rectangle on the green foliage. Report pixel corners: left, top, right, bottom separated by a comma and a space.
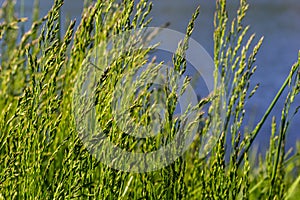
0, 0, 299, 199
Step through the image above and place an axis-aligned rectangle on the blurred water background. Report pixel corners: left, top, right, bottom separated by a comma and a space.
9, 0, 300, 153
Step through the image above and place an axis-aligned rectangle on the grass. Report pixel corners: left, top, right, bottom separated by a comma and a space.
0, 0, 300, 199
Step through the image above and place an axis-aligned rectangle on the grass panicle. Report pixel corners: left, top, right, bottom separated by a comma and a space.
0, 0, 299, 199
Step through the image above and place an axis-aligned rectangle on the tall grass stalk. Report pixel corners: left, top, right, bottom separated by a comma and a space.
0, 0, 299, 199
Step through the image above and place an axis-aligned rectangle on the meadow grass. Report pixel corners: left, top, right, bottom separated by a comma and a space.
0, 0, 300, 199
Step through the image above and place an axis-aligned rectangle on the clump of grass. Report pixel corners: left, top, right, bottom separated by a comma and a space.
0, 0, 299, 199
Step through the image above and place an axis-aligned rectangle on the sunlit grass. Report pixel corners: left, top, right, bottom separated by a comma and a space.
0, 0, 299, 199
